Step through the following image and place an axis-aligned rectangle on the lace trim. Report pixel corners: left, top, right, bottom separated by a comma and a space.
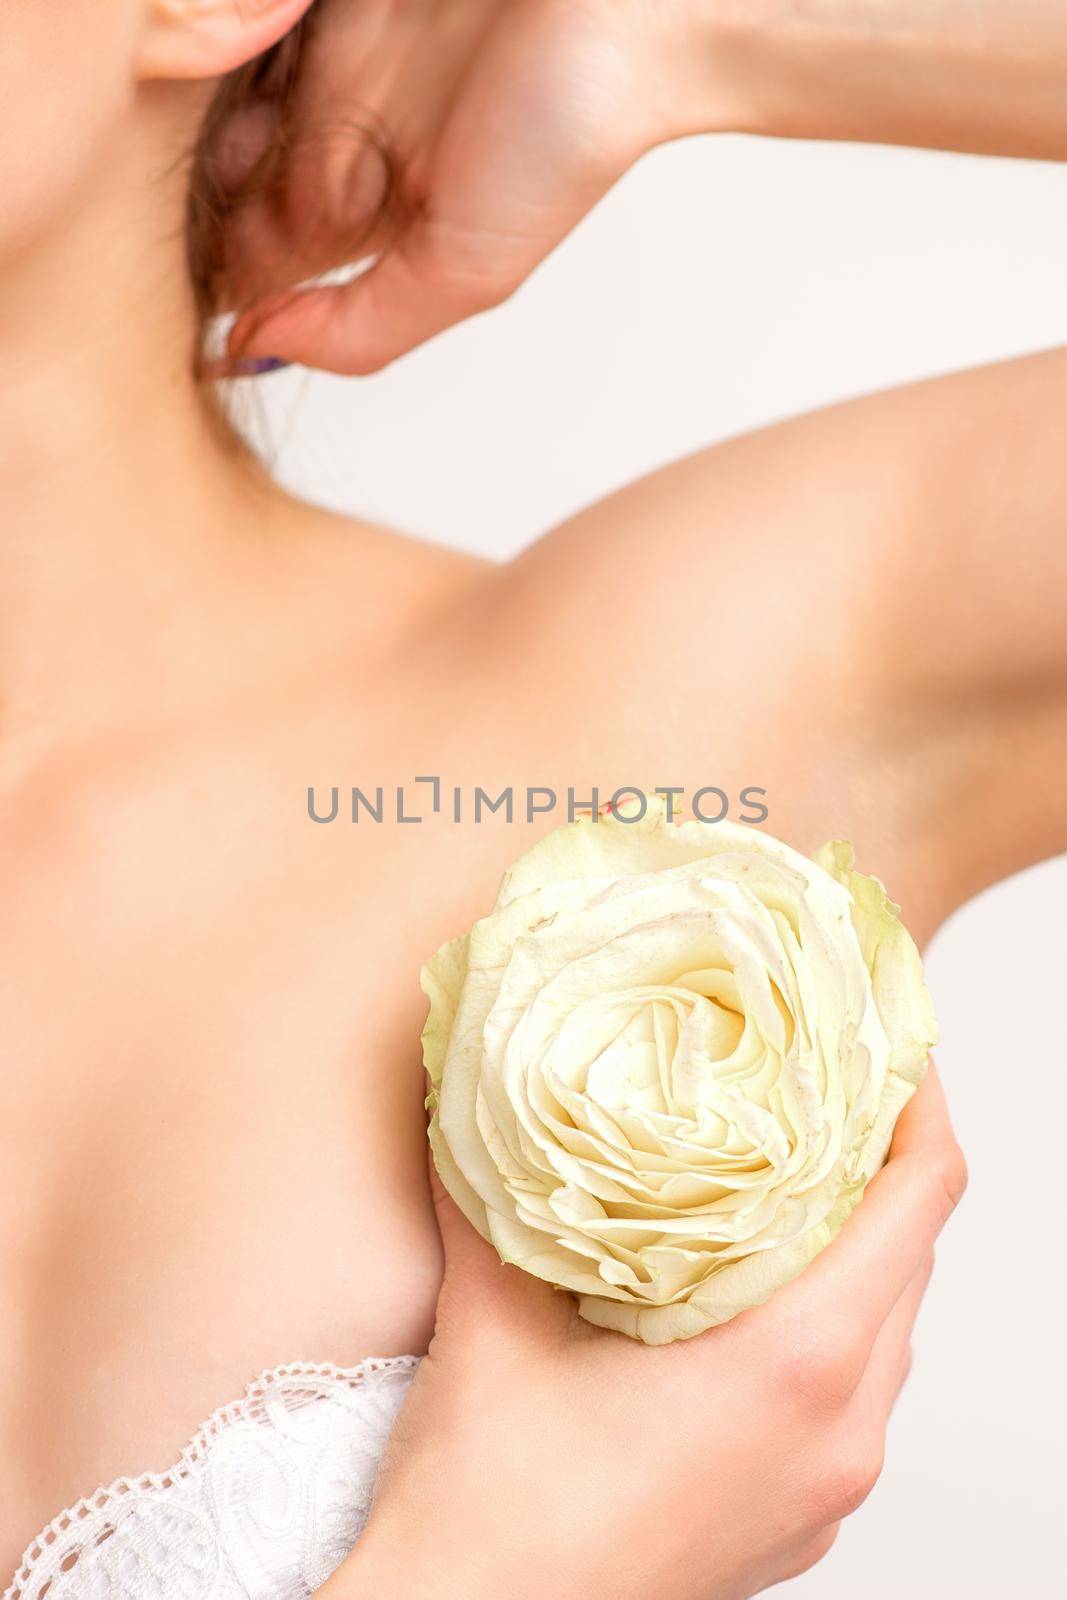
4, 1355, 420, 1600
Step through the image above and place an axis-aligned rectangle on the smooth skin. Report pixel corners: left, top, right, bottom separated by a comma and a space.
0, 0, 1064, 1588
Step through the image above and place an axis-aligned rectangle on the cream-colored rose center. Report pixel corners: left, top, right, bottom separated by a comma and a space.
499, 920, 822, 1258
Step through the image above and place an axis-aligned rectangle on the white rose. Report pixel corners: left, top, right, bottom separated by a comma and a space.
422, 797, 937, 1344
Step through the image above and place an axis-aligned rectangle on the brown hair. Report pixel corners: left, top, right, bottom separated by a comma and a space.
186, 7, 396, 358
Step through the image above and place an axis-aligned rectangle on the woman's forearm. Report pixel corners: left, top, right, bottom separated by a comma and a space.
698, 0, 1067, 158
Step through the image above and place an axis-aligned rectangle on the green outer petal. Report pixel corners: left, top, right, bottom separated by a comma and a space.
850, 1067, 917, 1183
421, 932, 493, 1235
427, 1116, 490, 1237
813, 842, 938, 1082
420, 934, 470, 1089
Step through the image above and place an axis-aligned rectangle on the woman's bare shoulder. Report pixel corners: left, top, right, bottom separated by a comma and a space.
276, 496, 496, 635
470, 346, 1067, 920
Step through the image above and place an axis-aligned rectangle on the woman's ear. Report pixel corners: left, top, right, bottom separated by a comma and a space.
137, 0, 315, 81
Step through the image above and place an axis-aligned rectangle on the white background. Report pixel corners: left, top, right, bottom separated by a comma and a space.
255, 136, 1067, 1599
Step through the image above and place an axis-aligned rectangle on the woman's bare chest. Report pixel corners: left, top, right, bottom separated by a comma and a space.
0, 636, 935, 1575
0, 777, 463, 1577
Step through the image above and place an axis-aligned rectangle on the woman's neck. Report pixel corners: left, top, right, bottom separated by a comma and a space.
0, 96, 290, 768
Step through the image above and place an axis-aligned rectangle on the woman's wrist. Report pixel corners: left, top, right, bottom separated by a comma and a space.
322, 1516, 516, 1600
670, 0, 1067, 158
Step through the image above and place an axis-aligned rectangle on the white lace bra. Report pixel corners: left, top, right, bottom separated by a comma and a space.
4, 1356, 420, 1600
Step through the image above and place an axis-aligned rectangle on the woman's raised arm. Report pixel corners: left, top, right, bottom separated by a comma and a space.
225, 0, 1067, 374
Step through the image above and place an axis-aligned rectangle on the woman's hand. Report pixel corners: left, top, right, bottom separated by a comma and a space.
226, 0, 693, 375
226, 0, 1067, 377
321, 1065, 966, 1600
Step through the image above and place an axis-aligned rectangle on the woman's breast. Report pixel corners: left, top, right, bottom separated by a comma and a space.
0, 983, 443, 1581
0, 731, 506, 1581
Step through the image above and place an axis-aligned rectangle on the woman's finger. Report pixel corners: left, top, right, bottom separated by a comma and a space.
778, 1064, 966, 1349
855, 1252, 934, 1420
228, 209, 540, 375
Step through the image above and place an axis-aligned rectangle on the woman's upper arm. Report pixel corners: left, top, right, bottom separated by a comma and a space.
492, 345, 1067, 910
521, 345, 1067, 699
